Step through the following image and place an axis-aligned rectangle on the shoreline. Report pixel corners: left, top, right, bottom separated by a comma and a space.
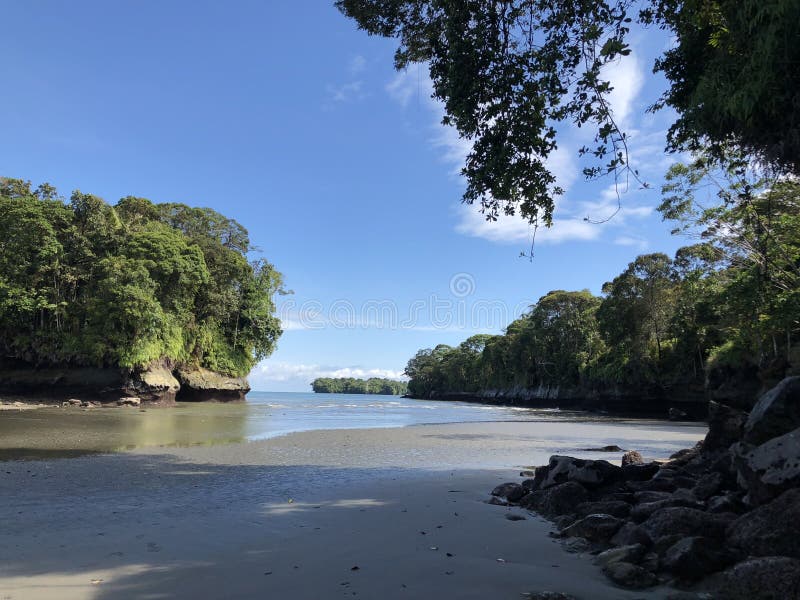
0, 420, 703, 599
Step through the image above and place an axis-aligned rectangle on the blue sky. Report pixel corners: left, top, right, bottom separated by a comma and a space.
1, 2, 686, 391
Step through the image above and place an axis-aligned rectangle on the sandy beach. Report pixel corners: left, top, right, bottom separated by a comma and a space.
0, 420, 704, 599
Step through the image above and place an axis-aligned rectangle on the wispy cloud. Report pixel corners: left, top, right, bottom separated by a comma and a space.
324, 55, 370, 107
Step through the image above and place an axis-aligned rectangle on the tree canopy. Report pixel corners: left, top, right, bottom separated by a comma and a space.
311, 377, 408, 395
404, 176, 800, 397
337, 0, 800, 224
0, 177, 284, 376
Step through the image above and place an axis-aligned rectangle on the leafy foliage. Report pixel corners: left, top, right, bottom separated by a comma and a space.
404, 175, 800, 397
0, 177, 284, 376
337, 0, 800, 225
311, 377, 408, 395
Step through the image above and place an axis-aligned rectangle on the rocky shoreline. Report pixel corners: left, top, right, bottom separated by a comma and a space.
0, 360, 249, 406
490, 377, 800, 599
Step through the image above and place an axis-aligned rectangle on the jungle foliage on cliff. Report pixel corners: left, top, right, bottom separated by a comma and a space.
0, 178, 284, 376
406, 168, 800, 399
311, 377, 408, 395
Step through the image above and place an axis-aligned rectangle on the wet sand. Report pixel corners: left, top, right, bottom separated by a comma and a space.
0, 420, 704, 599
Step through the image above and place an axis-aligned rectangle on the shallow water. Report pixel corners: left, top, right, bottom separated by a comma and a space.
0, 391, 705, 459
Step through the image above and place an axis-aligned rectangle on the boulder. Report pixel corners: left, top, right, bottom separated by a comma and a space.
621, 462, 660, 481
583, 445, 625, 452
633, 490, 674, 504
491, 482, 526, 502
560, 514, 623, 543
540, 455, 621, 490
594, 544, 647, 568
174, 366, 250, 402
575, 500, 631, 519
692, 471, 723, 501
669, 407, 689, 420
524, 593, 578, 600
641, 507, 736, 540
716, 557, 800, 600
601, 561, 658, 589
726, 488, 800, 559
518, 481, 589, 517
703, 401, 747, 451
621, 450, 644, 466
707, 493, 745, 514
744, 376, 800, 445
732, 427, 800, 505
630, 496, 703, 523
661, 536, 738, 580
610, 521, 653, 548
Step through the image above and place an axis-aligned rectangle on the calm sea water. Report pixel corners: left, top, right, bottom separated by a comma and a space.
0, 391, 704, 459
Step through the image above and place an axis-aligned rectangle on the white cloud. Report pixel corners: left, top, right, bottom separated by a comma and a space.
603, 53, 645, 128
327, 80, 365, 103
614, 235, 649, 251
249, 361, 407, 390
348, 54, 367, 76
386, 63, 431, 108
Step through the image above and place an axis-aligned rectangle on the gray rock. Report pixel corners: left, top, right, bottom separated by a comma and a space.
561, 536, 592, 554
491, 482, 526, 502
486, 496, 508, 506
661, 536, 738, 580
602, 561, 658, 589
704, 401, 747, 451
621, 462, 660, 481
641, 507, 736, 540
541, 455, 621, 489
653, 534, 685, 557
621, 450, 644, 466
707, 493, 744, 514
575, 500, 631, 519
583, 445, 625, 452
744, 376, 800, 446
733, 427, 800, 506
594, 544, 646, 568
669, 407, 689, 420
561, 514, 623, 543
610, 521, 653, 548
630, 492, 702, 522
727, 488, 800, 559
716, 556, 800, 600
519, 481, 589, 517
633, 490, 674, 504
692, 471, 723, 501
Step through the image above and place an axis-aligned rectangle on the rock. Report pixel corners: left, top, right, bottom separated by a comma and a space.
744, 376, 800, 445
707, 493, 745, 514
621, 450, 644, 466
540, 455, 621, 490
561, 514, 623, 543
716, 557, 800, 600
704, 401, 747, 451
583, 445, 625, 452
66, 398, 82, 406
621, 462, 660, 481
575, 500, 631, 519
726, 488, 800, 559
117, 397, 141, 407
633, 490, 674, 504
732, 427, 800, 505
610, 522, 653, 548
486, 496, 508, 506
602, 561, 658, 589
562, 536, 592, 554
491, 482, 525, 502
628, 476, 678, 493
641, 507, 736, 540
692, 471, 723, 501
174, 366, 249, 402
594, 544, 646, 568
653, 534, 685, 557
630, 496, 703, 523
661, 536, 738, 580
519, 481, 589, 517
669, 407, 689, 420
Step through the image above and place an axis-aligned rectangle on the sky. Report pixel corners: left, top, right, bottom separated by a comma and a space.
1, 1, 687, 391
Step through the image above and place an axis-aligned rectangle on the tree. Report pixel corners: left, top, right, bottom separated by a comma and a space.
337, 0, 799, 227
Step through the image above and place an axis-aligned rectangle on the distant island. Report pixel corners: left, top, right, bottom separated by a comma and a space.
311, 377, 407, 395
0, 177, 284, 404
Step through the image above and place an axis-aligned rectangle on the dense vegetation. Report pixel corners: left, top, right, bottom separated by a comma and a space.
311, 377, 408, 395
405, 166, 800, 399
0, 177, 284, 377
338, 0, 800, 224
